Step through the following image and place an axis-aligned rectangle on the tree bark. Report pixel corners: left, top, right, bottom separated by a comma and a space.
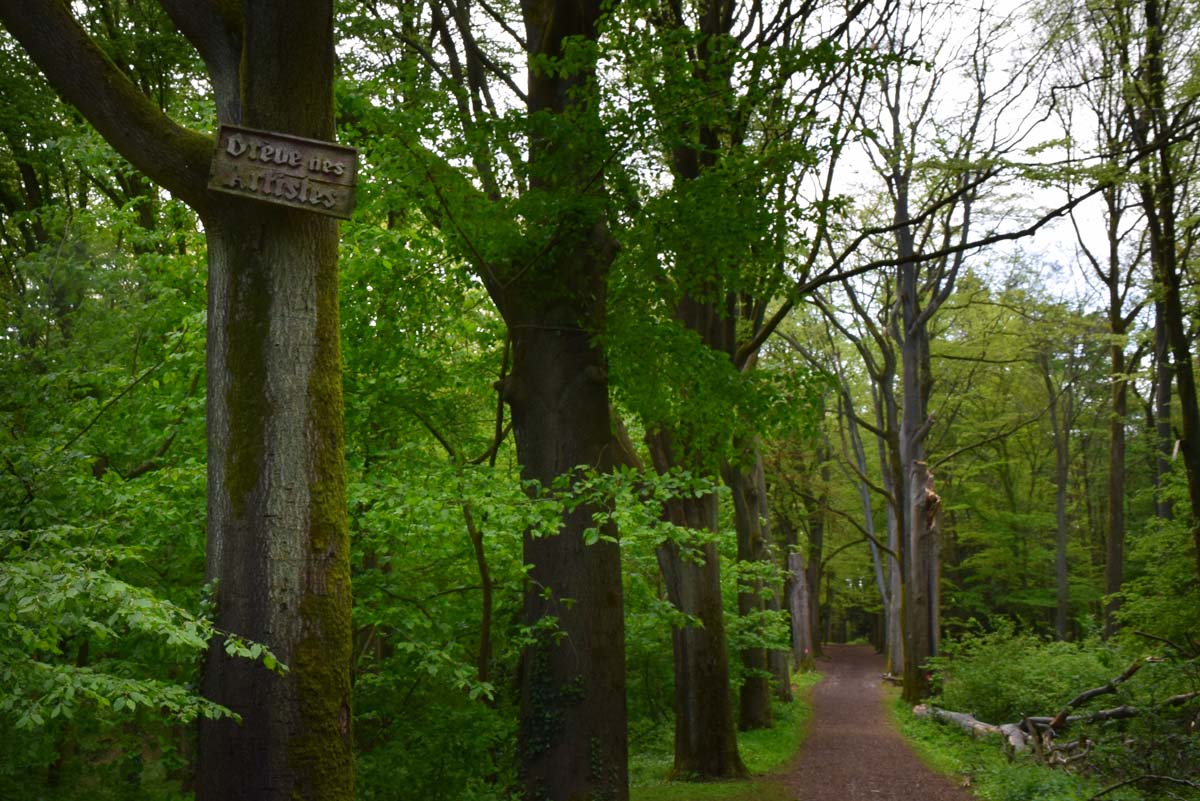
898, 220, 935, 701
0, 3, 355, 799
724, 445, 773, 730
1041, 356, 1072, 641
912, 706, 1030, 752
508, 319, 628, 801
788, 552, 816, 671
1104, 339, 1125, 638
1130, 0, 1200, 580
838, 372, 891, 653
397, 1, 631, 794
200, 4, 353, 798
503, 3, 630, 797
800, 440, 829, 660
902, 460, 936, 703
765, 587, 793, 702
873, 383, 905, 675
199, 202, 352, 801
651, 432, 746, 779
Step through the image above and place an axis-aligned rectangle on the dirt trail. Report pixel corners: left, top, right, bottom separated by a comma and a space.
780, 644, 975, 801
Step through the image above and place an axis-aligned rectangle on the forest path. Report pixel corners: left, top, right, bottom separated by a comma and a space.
779, 644, 975, 801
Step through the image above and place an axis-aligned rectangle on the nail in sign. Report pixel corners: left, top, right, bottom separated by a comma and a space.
208, 124, 358, 219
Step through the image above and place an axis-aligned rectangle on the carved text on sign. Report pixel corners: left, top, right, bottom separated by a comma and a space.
208, 125, 357, 219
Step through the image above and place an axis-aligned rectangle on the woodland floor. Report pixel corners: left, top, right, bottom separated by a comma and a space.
778, 644, 976, 801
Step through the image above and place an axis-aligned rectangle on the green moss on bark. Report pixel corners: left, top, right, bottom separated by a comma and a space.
289, 228, 353, 800
292, 585, 353, 801
223, 250, 270, 518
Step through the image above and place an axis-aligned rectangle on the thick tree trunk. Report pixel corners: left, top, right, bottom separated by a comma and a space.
806, 535, 824, 658
642, 292, 745, 777
501, 4, 630, 799
801, 444, 829, 660
508, 320, 628, 801
765, 589, 793, 702
757, 465, 792, 702
199, 204, 352, 801
929, 495, 941, 658
3, 2, 354, 798
1134, 0, 1200, 580
1149, 209, 1200, 578
870, 308, 904, 676
886, 503, 903, 674
840, 378, 890, 652
898, 242, 936, 701
197, 5, 353, 799
656, 539, 745, 777
724, 447, 773, 730
748, 450, 790, 702
652, 433, 745, 778
901, 460, 936, 703
875, 397, 904, 674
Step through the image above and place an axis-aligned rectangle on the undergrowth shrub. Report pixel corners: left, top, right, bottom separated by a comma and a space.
929, 620, 1117, 724
919, 619, 1200, 800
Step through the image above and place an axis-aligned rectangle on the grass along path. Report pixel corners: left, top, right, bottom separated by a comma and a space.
630, 671, 821, 801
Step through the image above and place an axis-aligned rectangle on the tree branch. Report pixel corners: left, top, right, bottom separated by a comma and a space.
0, 0, 213, 211
158, 0, 243, 124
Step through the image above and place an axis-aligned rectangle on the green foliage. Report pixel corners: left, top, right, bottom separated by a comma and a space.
1119, 468, 1200, 644
1082, 654, 1200, 798
4, 1, 1200, 798
923, 624, 1200, 800
929, 621, 1117, 725
339, 214, 524, 800
0, 527, 233, 728
0, 35, 245, 789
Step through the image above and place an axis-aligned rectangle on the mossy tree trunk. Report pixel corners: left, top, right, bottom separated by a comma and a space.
199, 204, 351, 800
0, 3, 354, 798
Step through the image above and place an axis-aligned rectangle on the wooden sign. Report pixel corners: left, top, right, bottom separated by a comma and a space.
208, 124, 357, 219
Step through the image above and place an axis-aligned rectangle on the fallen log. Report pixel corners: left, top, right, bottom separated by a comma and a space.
913, 656, 1199, 767
912, 705, 1029, 752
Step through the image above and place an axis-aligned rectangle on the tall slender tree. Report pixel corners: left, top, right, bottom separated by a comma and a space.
1041, 0, 1154, 637
1121, 0, 1200, 578
848, 0, 1037, 700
